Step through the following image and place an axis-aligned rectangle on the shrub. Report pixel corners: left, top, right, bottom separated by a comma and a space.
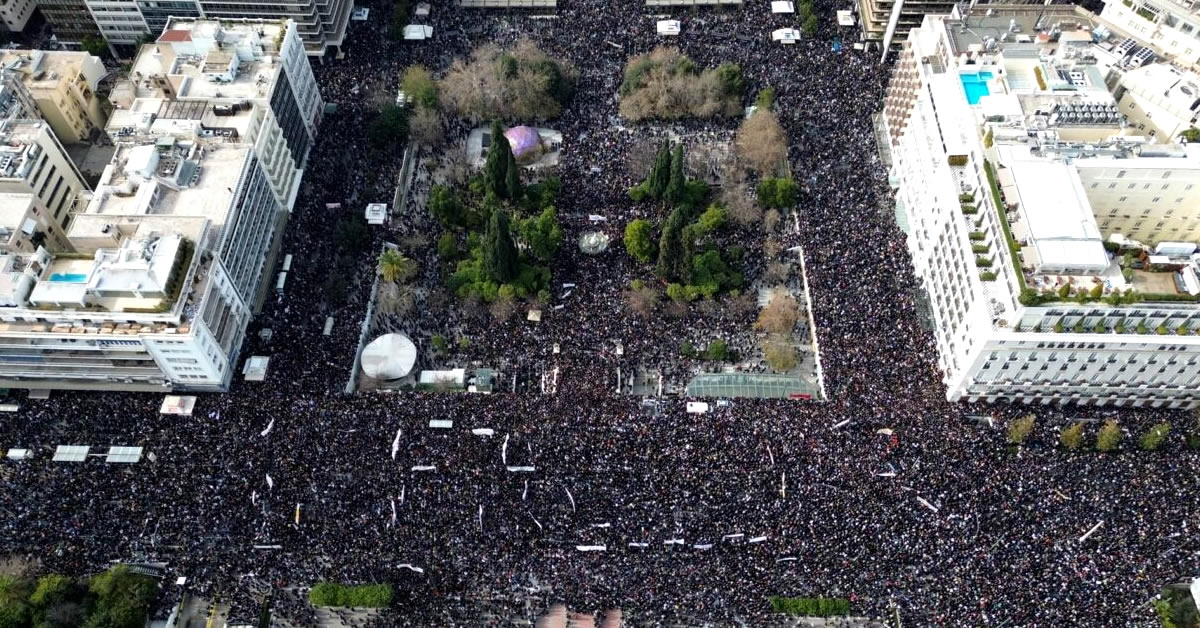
704, 339, 730, 361
969, 231, 986, 241
432, 335, 448, 353
1139, 422, 1170, 451
1008, 414, 1035, 444
1034, 66, 1048, 91
623, 218, 656, 263
769, 597, 850, 617
1060, 422, 1084, 450
947, 154, 968, 167
975, 256, 993, 268
1096, 419, 1122, 452
972, 244, 990, 254
680, 341, 695, 358
979, 271, 997, 281
984, 128, 994, 148
309, 583, 394, 608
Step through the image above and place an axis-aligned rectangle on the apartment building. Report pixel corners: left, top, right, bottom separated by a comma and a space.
0, 50, 108, 144
1109, 62, 1200, 141
0, 119, 89, 239
0, 19, 322, 393
884, 8, 1200, 408
38, 0, 104, 45
80, 0, 352, 57
1098, 0, 1200, 69
0, 0, 37, 32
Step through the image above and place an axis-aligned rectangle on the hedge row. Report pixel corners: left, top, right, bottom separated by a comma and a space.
309, 583, 395, 608
769, 596, 850, 616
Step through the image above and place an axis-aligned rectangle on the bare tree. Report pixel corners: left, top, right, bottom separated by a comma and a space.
409, 106, 444, 147
763, 209, 782, 234
726, 289, 759, 320
441, 39, 577, 121
755, 289, 801, 334
624, 284, 660, 317
721, 182, 761, 228
400, 233, 430, 255
735, 110, 788, 175
764, 261, 793, 284
763, 236, 783, 261
378, 282, 416, 317
489, 294, 518, 321
762, 334, 799, 371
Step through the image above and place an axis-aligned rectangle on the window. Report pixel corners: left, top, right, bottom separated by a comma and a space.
1117, 170, 1127, 178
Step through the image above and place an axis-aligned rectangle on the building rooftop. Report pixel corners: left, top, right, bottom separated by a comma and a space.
0, 49, 103, 94
1001, 146, 1109, 273
83, 140, 247, 241
0, 119, 49, 181
128, 19, 284, 103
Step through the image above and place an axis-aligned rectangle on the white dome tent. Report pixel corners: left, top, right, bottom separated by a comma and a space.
361, 333, 418, 380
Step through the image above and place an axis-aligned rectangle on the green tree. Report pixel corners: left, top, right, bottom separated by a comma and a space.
623, 218, 656, 263
755, 86, 776, 111
368, 105, 408, 148
1060, 422, 1085, 450
1096, 419, 1122, 451
378, 249, 417, 283
428, 185, 466, 228
1008, 414, 1035, 445
519, 206, 563, 262
648, 141, 671, 200
87, 566, 156, 628
656, 208, 687, 279
704, 339, 729, 361
29, 574, 71, 608
664, 143, 685, 205
505, 150, 521, 200
81, 35, 107, 57
391, 0, 410, 38
1179, 127, 1200, 142
696, 204, 726, 234
484, 121, 510, 198
1139, 422, 1171, 451
437, 232, 458, 260
401, 65, 438, 108
482, 209, 518, 282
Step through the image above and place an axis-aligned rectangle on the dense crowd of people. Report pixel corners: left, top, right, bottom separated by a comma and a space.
1, 0, 1197, 626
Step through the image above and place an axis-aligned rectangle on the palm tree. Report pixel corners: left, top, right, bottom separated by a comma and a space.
378, 249, 416, 283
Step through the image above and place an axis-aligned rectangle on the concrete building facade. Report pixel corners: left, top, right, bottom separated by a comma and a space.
884, 9, 1200, 409
0, 19, 322, 393
0, 50, 109, 144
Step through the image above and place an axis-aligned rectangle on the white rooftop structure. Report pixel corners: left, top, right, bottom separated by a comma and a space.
160, 395, 197, 415
836, 9, 855, 25
403, 25, 434, 40
657, 20, 681, 35
243, 356, 270, 381
52, 445, 89, 462
6, 448, 32, 460
419, 368, 466, 386
105, 446, 143, 463
1002, 150, 1109, 274
771, 1, 794, 12
361, 333, 417, 380
365, 203, 387, 225
772, 28, 801, 44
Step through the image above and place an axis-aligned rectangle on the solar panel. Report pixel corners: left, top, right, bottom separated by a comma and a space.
53, 445, 90, 462
106, 446, 143, 464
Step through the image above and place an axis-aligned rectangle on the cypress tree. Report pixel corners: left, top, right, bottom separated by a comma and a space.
485, 120, 509, 198
655, 207, 686, 280
649, 140, 671, 199
664, 143, 685, 205
483, 209, 518, 283
505, 150, 520, 200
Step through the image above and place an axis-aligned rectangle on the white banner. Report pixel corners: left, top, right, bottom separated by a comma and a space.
398, 564, 424, 574
471, 428, 495, 436
265, 474, 274, 490
391, 428, 402, 460
507, 466, 535, 472
749, 536, 768, 543
412, 465, 436, 471
576, 545, 606, 551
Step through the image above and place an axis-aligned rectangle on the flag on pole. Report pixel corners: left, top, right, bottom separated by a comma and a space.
780, 472, 786, 499
390, 499, 396, 526
294, 503, 301, 525
265, 474, 274, 490
391, 428, 402, 460
501, 434, 509, 465
522, 480, 528, 501
251, 490, 258, 506
260, 418, 274, 437
565, 487, 576, 513
478, 505, 484, 531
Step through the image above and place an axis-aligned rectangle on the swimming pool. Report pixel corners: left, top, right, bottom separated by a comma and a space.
960, 72, 994, 105
48, 273, 87, 283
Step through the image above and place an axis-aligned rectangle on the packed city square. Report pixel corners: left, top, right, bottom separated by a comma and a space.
1, 0, 1198, 626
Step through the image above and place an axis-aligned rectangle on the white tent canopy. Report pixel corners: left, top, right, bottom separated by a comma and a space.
403, 25, 433, 40
361, 333, 417, 380
771, 1, 794, 12
160, 395, 196, 415
6, 448, 32, 460
772, 28, 801, 44
657, 20, 681, 35
836, 9, 855, 25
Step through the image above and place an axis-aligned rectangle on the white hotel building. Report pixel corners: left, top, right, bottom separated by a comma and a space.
0, 19, 321, 393
883, 7, 1200, 408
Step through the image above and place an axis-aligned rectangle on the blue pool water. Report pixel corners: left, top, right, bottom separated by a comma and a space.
49, 273, 87, 283
960, 72, 994, 105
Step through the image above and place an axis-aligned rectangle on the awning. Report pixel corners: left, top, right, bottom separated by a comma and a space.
53, 445, 90, 462
657, 20, 681, 35
771, 1, 794, 12
106, 446, 143, 464
772, 28, 801, 44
